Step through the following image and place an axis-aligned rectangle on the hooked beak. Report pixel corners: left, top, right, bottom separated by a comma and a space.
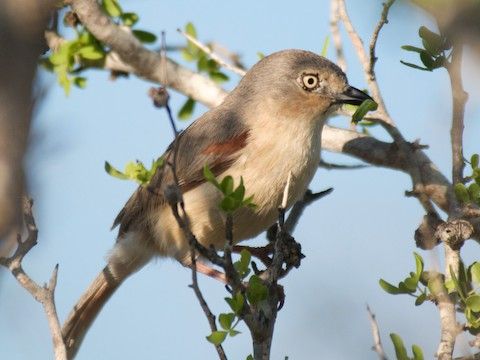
335, 86, 373, 106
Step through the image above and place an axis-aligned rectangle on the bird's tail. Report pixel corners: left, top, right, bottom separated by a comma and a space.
62, 233, 153, 358
62, 265, 122, 358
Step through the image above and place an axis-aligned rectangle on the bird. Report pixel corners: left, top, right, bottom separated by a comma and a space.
62, 49, 372, 357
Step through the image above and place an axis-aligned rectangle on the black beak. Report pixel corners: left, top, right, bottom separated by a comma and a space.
335, 86, 373, 106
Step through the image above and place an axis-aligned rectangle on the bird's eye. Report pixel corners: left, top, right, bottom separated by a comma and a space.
301, 74, 319, 90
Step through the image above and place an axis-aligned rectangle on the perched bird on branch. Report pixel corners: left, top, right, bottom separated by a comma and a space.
62, 49, 371, 357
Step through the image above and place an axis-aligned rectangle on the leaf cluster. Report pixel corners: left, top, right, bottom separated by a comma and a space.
42, 0, 157, 95
380, 253, 480, 333
104, 158, 163, 186
177, 22, 229, 120
203, 165, 255, 213
454, 154, 480, 206
206, 250, 269, 350
390, 333, 424, 360
401, 26, 452, 71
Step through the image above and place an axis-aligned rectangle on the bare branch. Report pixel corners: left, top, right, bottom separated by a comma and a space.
177, 28, 246, 76
336, 0, 393, 125
447, 45, 468, 188
366, 305, 388, 360
369, 0, 396, 75
329, 0, 347, 71
319, 159, 367, 170
285, 189, 333, 233
0, 199, 67, 360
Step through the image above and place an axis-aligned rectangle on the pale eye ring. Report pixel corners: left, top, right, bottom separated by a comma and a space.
301, 74, 319, 90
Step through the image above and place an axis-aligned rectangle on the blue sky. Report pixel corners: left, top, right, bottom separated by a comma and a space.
2, 0, 480, 359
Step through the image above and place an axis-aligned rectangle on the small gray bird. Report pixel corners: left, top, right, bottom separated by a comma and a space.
62, 49, 371, 356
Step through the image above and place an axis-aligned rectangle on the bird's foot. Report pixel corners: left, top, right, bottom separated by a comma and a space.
232, 243, 274, 267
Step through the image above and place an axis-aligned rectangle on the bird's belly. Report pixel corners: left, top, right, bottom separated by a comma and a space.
150, 125, 321, 260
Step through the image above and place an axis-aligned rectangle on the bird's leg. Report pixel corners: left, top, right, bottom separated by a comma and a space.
232, 243, 274, 267
181, 257, 227, 284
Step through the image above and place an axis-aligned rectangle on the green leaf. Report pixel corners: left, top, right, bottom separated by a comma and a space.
412, 344, 424, 360
398, 279, 416, 293
102, 0, 122, 17
401, 45, 424, 53
390, 333, 409, 360
379, 279, 399, 294
50, 41, 73, 66
243, 195, 256, 208
444, 279, 456, 293
400, 60, 431, 71
232, 180, 246, 202
257, 52, 265, 60
351, 99, 378, 124
246, 355, 254, 360
246, 275, 268, 305
220, 196, 237, 212
415, 293, 427, 306
472, 154, 479, 169
466, 294, 480, 312
121, 12, 139, 27
203, 164, 219, 186
77, 45, 105, 60
181, 48, 195, 62
219, 313, 235, 330
178, 98, 196, 120
419, 26, 443, 56
450, 266, 466, 301
229, 329, 241, 337
73, 76, 87, 89
419, 50, 434, 69
321, 35, 330, 57
470, 262, 480, 286
225, 292, 244, 314
132, 30, 157, 44
414, 252, 424, 282
206, 331, 227, 345
428, 275, 446, 296
104, 161, 129, 180
454, 183, 470, 203
185, 22, 197, 38
234, 249, 251, 278
469, 183, 480, 203
220, 176, 234, 195
210, 71, 229, 83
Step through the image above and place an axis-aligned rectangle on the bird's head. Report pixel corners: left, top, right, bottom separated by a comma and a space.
233, 49, 372, 121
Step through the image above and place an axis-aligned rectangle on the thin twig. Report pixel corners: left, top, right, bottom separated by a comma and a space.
0, 199, 67, 360
447, 45, 468, 188
284, 189, 333, 233
329, 0, 347, 71
337, 0, 393, 125
188, 221, 228, 360
319, 159, 367, 170
368, 0, 396, 75
366, 305, 388, 360
177, 28, 246, 76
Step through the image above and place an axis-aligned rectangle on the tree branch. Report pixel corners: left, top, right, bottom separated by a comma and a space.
337, 0, 393, 125
369, 0, 396, 76
447, 45, 468, 188
0, 199, 67, 360
329, 0, 347, 71
70, 0, 227, 108
177, 28, 246, 76
366, 305, 388, 360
